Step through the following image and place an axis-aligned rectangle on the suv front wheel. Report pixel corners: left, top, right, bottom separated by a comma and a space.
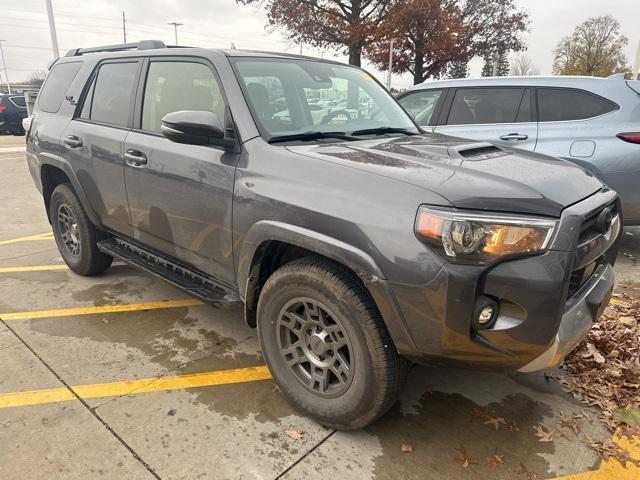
257, 257, 408, 430
50, 183, 113, 276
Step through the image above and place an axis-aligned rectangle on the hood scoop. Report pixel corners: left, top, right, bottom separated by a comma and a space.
448, 142, 506, 161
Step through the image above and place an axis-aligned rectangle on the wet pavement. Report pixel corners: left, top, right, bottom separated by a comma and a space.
0, 145, 638, 479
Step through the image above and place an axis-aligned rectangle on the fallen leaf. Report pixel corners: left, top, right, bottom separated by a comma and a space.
400, 443, 413, 453
558, 411, 580, 435
484, 416, 506, 430
586, 343, 605, 364
507, 420, 520, 433
533, 425, 559, 442
284, 430, 302, 440
453, 446, 477, 471
487, 452, 504, 470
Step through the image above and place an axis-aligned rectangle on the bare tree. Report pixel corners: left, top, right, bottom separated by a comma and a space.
553, 15, 629, 77
24, 70, 46, 87
510, 54, 539, 76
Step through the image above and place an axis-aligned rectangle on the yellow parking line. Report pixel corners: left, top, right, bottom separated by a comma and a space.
0, 298, 203, 321
0, 366, 272, 409
550, 430, 639, 479
0, 232, 54, 246
0, 265, 67, 273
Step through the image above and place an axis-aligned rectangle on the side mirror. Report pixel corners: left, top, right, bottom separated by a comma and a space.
161, 110, 233, 148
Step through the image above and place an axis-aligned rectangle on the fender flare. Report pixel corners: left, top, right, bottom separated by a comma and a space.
238, 220, 417, 354
39, 153, 102, 227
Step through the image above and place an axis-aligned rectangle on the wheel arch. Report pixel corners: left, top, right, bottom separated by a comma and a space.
40, 158, 102, 227
238, 221, 417, 354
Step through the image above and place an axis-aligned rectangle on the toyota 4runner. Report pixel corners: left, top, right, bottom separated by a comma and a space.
25, 41, 621, 430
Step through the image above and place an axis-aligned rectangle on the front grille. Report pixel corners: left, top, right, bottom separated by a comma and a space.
567, 258, 600, 299
566, 201, 617, 300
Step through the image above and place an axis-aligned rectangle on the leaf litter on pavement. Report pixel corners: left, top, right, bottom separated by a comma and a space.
549, 297, 640, 467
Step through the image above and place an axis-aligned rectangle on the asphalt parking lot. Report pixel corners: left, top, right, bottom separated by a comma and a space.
0, 135, 638, 480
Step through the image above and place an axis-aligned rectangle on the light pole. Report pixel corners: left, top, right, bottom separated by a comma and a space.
45, 0, 60, 58
0, 40, 11, 94
387, 38, 394, 90
168, 22, 183, 45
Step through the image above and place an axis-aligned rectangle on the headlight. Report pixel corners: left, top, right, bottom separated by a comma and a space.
415, 206, 557, 265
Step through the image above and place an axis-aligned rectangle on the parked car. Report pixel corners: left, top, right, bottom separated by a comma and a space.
397, 76, 640, 225
0, 93, 28, 134
26, 41, 620, 430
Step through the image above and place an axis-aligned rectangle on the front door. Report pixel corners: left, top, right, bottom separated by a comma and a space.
124, 58, 237, 282
434, 87, 538, 151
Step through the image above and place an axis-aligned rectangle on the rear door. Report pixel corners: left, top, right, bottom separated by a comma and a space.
123, 57, 237, 282
62, 59, 142, 236
434, 87, 538, 150
535, 87, 619, 161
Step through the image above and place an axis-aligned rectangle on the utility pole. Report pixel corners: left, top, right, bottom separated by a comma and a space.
168, 22, 183, 46
122, 12, 127, 43
387, 38, 394, 89
0, 40, 10, 93
45, 0, 60, 58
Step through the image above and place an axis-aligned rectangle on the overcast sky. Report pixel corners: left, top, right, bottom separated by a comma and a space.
0, 0, 638, 89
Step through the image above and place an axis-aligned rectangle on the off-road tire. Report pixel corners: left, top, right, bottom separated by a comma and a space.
257, 256, 409, 430
50, 183, 113, 276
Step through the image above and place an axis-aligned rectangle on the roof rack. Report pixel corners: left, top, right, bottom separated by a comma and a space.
64, 40, 166, 57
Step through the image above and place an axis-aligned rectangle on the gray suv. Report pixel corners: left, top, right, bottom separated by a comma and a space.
26, 41, 620, 430
398, 76, 640, 225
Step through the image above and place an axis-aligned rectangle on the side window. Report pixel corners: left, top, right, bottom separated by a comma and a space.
141, 61, 225, 134
9, 96, 26, 108
398, 90, 443, 125
537, 88, 618, 122
38, 61, 82, 113
515, 88, 532, 123
81, 62, 138, 127
447, 88, 525, 125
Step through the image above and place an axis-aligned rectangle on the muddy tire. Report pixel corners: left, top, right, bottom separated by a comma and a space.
50, 183, 113, 276
257, 256, 408, 430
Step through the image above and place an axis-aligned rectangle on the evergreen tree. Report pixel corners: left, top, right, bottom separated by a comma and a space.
481, 51, 510, 76
448, 60, 469, 78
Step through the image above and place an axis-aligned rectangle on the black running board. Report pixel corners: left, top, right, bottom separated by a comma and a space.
98, 237, 240, 306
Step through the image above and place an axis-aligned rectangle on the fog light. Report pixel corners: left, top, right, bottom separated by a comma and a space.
478, 305, 495, 326
473, 296, 498, 330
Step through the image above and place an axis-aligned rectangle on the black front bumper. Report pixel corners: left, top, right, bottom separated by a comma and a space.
389, 189, 621, 371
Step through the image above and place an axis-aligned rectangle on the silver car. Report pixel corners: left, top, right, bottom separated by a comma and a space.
397, 76, 640, 225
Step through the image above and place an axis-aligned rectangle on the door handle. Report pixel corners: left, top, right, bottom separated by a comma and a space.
64, 135, 83, 148
124, 149, 148, 167
499, 133, 528, 141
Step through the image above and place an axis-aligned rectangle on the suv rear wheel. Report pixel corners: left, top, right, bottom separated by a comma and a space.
257, 257, 408, 430
50, 183, 113, 276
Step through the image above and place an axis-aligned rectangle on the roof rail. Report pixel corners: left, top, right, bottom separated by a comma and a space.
64, 40, 166, 57
607, 73, 626, 80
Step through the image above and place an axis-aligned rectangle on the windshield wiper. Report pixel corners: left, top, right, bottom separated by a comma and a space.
268, 131, 356, 144
351, 127, 417, 136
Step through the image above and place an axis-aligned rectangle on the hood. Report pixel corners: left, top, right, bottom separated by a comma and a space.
286, 134, 604, 217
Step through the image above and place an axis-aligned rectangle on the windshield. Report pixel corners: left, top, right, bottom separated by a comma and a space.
232, 57, 418, 140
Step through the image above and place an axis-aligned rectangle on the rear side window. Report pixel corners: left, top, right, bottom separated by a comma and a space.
9, 96, 26, 108
81, 62, 138, 127
38, 62, 82, 113
537, 88, 618, 122
447, 88, 527, 125
398, 90, 443, 125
